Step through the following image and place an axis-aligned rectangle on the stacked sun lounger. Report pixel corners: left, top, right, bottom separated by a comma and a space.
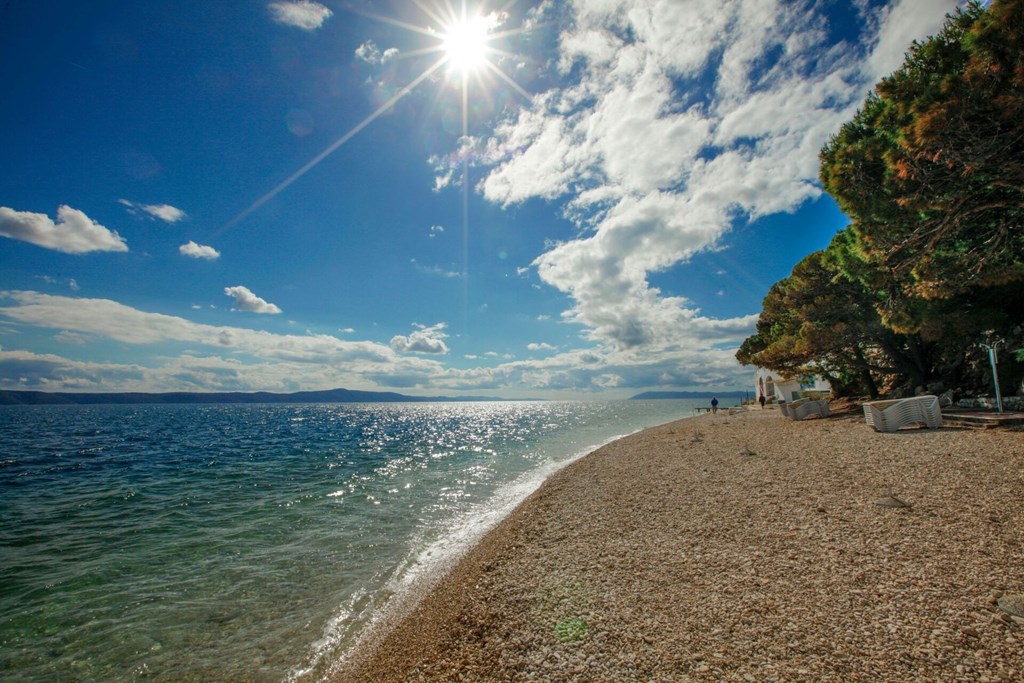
778, 398, 829, 420
862, 395, 942, 432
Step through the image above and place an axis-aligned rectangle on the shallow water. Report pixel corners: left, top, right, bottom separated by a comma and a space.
0, 400, 704, 681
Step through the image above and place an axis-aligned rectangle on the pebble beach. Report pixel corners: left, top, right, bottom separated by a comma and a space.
337, 405, 1024, 682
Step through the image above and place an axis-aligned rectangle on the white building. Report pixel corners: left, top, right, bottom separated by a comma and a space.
754, 367, 831, 403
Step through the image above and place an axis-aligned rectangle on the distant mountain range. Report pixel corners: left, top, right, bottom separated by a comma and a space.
0, 388, 511, 406
0, 388, 750, 406
629, 391, 748, 400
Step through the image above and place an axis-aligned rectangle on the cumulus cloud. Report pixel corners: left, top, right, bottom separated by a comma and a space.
527, 342, 556, 351
223, 286, 282, 314
268, 0, 332, 30
119, 199, 187, 223
0, 205, 128, 254
180, 241, 220, 260
390, 323, 450, 355
462, 0, 959, 354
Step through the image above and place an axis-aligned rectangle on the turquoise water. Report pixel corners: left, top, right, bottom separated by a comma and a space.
0, 400, 705, 682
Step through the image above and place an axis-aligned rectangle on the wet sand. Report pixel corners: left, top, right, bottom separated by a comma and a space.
335, 405, 1024, 682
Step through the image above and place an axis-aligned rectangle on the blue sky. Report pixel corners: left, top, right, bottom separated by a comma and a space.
0, 0, 963, 398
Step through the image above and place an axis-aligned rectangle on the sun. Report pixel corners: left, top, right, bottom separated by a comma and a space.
223, 3, 533, 235
442, 16, 491, 73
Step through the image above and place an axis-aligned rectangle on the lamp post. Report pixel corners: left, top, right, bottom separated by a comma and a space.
981, 339, 1004, 414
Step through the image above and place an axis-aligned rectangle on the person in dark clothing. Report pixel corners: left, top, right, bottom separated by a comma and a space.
710, 397, 719, 414
759, 393, 766, 408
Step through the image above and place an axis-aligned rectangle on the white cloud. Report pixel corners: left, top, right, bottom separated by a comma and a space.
355, 41, 401, 65
268, 1, 332, 30
119, 199, 188, 223
355, 41, 382, 63
54, 331, 88, 345
527, 342, 556, 351
224, 286, 282, 314
143, 204, 185, 222
180, 241, 221, 260
0, 205, 128, 254
413, 260, 461, 279
864, 0, 962, 84
390, 323, 450, 355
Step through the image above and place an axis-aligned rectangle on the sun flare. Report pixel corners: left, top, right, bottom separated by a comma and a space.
442, 16, 491, 73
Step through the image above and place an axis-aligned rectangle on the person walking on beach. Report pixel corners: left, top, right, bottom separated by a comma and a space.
710, 397, 718, 414
759, 393, 766, 409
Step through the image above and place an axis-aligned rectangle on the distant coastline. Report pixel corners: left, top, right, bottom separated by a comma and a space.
629, 391, 746, 400
0, 388, 514, 406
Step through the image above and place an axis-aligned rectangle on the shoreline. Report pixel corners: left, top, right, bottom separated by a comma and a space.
333, 407, 1024, 682
318, 426, 654, 679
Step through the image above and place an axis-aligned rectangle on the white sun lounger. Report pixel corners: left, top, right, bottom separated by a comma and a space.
862, 395, 942, 432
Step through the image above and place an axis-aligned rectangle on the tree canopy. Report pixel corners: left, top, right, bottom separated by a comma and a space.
741, 0, 1024, 398
821, 0, 1024, 302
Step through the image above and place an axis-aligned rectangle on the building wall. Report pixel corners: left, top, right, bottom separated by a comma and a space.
754, 367, 831, 402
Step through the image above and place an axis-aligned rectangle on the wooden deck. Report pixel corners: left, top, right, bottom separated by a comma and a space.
940, 410, 1024, 429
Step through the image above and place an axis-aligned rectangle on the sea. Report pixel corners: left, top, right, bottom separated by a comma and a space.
0, 399, 714, 682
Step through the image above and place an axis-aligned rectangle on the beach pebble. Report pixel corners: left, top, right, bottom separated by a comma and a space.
996, 593, 1024, 618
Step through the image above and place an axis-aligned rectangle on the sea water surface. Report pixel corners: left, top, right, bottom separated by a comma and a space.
0, 399, 707, 682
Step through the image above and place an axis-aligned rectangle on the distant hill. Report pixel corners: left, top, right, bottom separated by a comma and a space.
630, 391, 747, 400
0, 388, 511, 406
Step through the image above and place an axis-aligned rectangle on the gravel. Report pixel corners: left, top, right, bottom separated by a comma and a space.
335, 406, 1024, 682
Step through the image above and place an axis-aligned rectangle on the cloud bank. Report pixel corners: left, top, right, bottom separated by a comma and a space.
0, 292, 747, 395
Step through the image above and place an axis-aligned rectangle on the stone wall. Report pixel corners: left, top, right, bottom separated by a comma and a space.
956, 396, 1024, 410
